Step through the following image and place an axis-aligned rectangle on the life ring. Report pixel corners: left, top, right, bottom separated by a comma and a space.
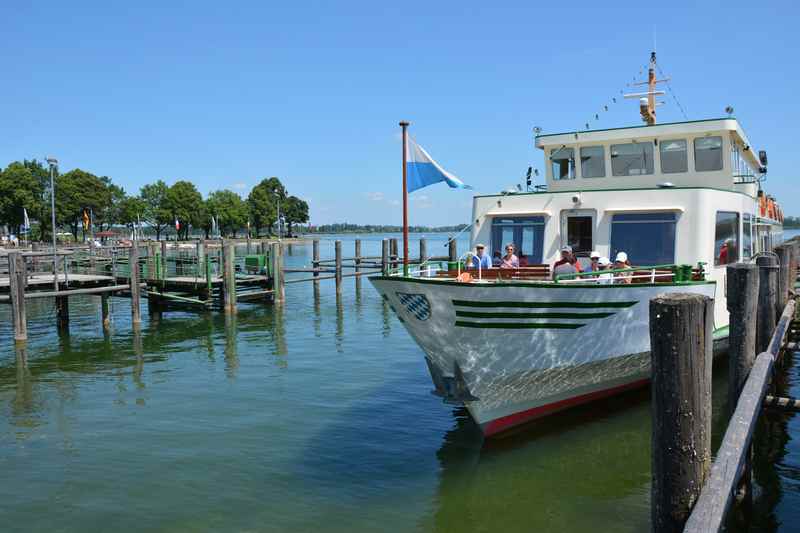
457, 272, 473, 282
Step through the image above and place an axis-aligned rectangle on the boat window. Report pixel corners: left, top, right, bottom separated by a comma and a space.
742, 213, 752, 259
695, 136, 723, 172
580, 146, 605, 178
610, 212, 676, 265
550, 147, 575, 180
610, 142, 654, 176
660, 139, 688, 174
491, 216, 545, 265
714, 211, 740, 266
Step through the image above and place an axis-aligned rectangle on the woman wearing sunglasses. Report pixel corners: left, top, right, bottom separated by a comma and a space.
500, 243, 519, 269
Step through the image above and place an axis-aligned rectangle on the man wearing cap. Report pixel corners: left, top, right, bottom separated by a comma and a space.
470, 243, 492, 270
553, 245, 582, 277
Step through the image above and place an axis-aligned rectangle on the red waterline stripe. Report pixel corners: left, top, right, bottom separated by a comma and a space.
482, 378, 650, 437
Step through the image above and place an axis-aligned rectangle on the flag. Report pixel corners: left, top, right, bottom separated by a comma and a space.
406, 137, 472, 193
175, 217, 180, 231
82, 209, 90, 230
21, 208, 30, 234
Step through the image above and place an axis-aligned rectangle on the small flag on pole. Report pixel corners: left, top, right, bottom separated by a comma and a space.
22, 208, 30, 234
175, 217, 180, 231
406, 138, 472, 193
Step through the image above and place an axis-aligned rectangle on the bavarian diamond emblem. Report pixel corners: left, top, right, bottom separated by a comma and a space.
396, 292, 431, 321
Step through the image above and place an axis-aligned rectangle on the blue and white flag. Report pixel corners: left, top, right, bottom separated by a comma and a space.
407, 138, 472, 193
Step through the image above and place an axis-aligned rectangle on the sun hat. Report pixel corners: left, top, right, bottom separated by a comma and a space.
598, 256, 611, 266
615, 251, 628, 263
560, 245, 572, 253
590, 251, 601, 259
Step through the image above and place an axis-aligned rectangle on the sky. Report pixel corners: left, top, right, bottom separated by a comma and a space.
1, 0, 798, 225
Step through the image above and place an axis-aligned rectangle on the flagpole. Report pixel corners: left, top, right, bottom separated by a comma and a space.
400, 120, 410, 276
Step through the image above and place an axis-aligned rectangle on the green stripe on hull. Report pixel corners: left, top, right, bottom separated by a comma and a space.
455, 310, 615, 319
455, 321, 585, 329
452, 299, 637, 309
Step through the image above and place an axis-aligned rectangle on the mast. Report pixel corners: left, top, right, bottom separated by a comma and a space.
624, 51, 667, 125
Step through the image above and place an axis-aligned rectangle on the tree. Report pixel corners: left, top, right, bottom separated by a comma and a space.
140, 180, 171, 240
0, 162, 45, 235
207, 190, 248, 238
96, 181, 126, 231
118, 195, 147, 234
55, 169, 111, 240
283, 196, 309, 237
165, 180, 204, 240
248, 177, 285, 236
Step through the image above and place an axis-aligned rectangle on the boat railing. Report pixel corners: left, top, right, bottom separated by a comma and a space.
554, 263, 706, 284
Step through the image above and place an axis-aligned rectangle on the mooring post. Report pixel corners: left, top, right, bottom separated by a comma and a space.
312, 239, 320, 286
101, 293, 111, 331
335, 240, 343, 294
381, 239, 389, 275
390, 238, 398, 267
56, 294, 69, 331
650, 293, 713, 533
419, 238, 427, 265
196, 240, 205, 276
223, 242, 237, 312
354, 239, 361, 275
9, 252, 28, 343
160, 240, 168, 280
448, 238, 457, 263
130, 244, 141, 325
270, 242, 285, 303
246, 236, 252, 255
775, 245, 790, 314
756, 255, 779, 353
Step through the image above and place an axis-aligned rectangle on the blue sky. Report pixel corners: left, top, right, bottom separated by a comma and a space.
1, 1, 797, 225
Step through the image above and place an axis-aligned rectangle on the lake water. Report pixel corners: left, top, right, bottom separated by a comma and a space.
1, 231, 800, 532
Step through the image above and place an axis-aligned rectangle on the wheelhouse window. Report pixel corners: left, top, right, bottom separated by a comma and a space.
551, 147, 575, 180
491, 216, 545, 265
580, 146, 605, 178
610, 142, 654, 176
610, 212, 676, 265
659, 139, 688, 174
695, 136, 723, 172
742, 213, 752, 259
714, 211, 740, 266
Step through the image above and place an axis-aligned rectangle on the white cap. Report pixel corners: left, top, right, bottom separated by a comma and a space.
615, 251, 628, 263
475, 243, 485, 249
560, 245, 572, 253
599, 256, 611, 266
590, 250, 601, 259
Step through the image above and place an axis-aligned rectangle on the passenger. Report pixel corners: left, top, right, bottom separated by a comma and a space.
500, 243, 519, 269
718, 238, 735, 264
597, 257, 614, 284
613, 251, 633, 284
470, 243, 492, 270
588, 251, 602, 272
553, 245, 581, 277
518, 253, 529, 267
492, 250, 502, 267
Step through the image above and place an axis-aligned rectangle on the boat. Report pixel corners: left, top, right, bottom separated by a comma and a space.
369, 52, 784, 437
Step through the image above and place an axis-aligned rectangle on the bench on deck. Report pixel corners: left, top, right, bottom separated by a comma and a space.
435, 265, 551, 280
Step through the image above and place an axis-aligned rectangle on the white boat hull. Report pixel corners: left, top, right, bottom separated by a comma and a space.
370, 276, 720, 436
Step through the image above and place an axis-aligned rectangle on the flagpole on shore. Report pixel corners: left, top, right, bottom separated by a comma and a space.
400, 120, 410, 276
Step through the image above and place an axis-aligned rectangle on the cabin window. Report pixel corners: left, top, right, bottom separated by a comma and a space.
695, 136, 723, 172
550, 147, 575, 180
610, 212, 676, 265
610, 142, 654, 176
742, 214, 753, 259
660, 139, 688, 174
580, 146, 605, 178
714, 211, 740, 266
491, 216, 545, 265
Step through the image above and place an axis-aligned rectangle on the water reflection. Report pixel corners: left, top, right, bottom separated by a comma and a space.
335, 293, 344, 352
224, 313, 239, 378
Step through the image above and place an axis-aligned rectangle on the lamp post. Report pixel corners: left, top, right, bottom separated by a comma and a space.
46, 156, 58, 291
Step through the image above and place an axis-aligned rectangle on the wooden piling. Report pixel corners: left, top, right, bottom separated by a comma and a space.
160, 240, 168, 279
101, 293, 111, 330
335, 240, 343, 294
775, 245, 791, 314
270, 242, 285, 303
448, 238, 457, 263
354, 239, 361, 274
56, 294, 69, 330
419, 238, 427, 264
390, 238, 399, 267
756, 255, 778, 353
9, 252, 27, 343
223, 242, 237, 312
381, 239, 389, 275
130, 245, 142, 324
246, 236, 252, 255
650, 293, 713, 533
313, 239, 320, 286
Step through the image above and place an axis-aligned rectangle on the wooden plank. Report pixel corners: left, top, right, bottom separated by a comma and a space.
24, 284, 135, 299
683, 352, 774, 533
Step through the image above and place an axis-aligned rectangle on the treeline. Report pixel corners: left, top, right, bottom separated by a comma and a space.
0, 159, 309, 240
308, 223, 469, 234
784, 216, 800, 229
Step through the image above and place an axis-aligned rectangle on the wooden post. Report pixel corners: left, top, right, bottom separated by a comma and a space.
223, 242, 237, 312
160, 240, 168, 280
335, 240, 343, 294
246, 236, 252, 255
56, 294, 69, 330
756, 255, 778, 354
196, 240, 205, 276
101, 293, 111, 330
270, 242, 284, 303
354, 239, 361, 274
419, 238, 427, 264
9, 252, 27, 343
313, 239, 320, 286
650, 293, 713, 533
390, 238, 398, 267
130, 245, 141, 324
448, 238, 457, 263
381, 239, 389, 275
775, 245, 790, 315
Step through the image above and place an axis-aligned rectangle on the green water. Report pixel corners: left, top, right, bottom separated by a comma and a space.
1, 234, 798, 532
